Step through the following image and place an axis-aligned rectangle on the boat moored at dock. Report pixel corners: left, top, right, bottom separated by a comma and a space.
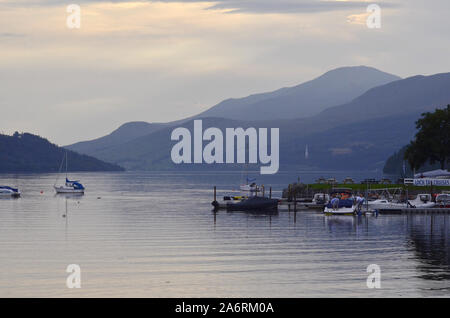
323, 198, 357, 215
367, 194, 435, 212
212, 196, 279, 212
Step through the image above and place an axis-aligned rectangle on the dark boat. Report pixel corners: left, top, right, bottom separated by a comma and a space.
212, 196, 278, 212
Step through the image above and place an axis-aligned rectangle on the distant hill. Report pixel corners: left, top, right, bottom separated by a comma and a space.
65, 71, 450, 172
197, 66, 401, 120
0, 132, 124, 173
66, 66, 401, 156
67, 121, 167, 157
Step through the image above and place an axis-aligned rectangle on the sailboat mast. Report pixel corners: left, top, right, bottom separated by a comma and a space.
65, 151, 68, 179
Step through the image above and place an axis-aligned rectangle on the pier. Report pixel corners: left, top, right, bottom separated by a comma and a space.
212, 186, 450, 214
378, 207, 450, 214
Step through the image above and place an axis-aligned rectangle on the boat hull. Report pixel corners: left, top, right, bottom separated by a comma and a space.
368, 200, 436, 212
54, 186, 84, 194
240, 185, 257, 192
213, 197, 278, 212
324, 207, 356, 216
0, 192, 21, 198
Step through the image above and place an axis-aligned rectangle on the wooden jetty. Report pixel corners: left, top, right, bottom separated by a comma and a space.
378, 207, 450, 214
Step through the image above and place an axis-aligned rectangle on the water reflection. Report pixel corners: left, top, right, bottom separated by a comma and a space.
1, 171, 449, 297
408, 215, 450, 281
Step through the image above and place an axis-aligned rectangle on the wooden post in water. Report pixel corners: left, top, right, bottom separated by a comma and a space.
294, 192, 297, 212
262, 185, 265, 197
430, 183, 433, 198
269, 187, 272, 199
213, 186, 217, 202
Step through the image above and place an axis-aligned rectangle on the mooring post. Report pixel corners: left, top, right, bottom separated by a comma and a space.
262, 185, 265, 197
269, 187, 272, 199
294, 193, 297, 212
214, 186, 216, 202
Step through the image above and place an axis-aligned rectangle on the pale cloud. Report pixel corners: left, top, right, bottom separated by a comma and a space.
0, 0, 394, 14
346, 12, 369, 25
1, 0, 450, 145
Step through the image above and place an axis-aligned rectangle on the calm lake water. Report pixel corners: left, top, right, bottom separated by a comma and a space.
0, 171, 449, 297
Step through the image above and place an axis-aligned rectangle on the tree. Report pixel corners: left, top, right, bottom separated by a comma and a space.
404, 105, 450, 170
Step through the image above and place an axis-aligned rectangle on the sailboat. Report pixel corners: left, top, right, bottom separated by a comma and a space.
240, 177, 257, 192
239, 164, 257, 192
0, 186, 21, 198
54, 151, 85, 194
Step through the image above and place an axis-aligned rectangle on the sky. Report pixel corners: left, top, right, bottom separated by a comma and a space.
1, 0, 449, 145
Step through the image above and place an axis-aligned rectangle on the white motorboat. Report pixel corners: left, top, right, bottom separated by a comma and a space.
367, 194, 435, 211
366, 199, 405, 211
324, 206, 356, 215
304, 193, 330, 209
54, 151, 85, 194
436, 194, 450, 207
312, 193, 330, 205
324, 197, 357, 215
0, 186, 21, 198
408, 194, 435, 208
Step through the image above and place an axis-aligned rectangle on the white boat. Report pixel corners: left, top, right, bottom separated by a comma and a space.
54, 152, 85, 194
240, 165, 257, 192
408, 194, 435, 208
54, 179, 85, 194
324, 197, 357, 215
0, 186, 21, 198
367, 194, 435, 211
240, 182, 257, 192
366, 199, 405, 211
324, 206, 356, 215
312, 193, 330, 205
436, 193, 450, 207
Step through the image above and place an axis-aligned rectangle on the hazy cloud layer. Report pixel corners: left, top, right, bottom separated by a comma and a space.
1, 0, 449, 145
1, 0, 395, 13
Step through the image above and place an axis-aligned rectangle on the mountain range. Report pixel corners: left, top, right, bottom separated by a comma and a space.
66, 66, 450, 173
198, 66, 400, 120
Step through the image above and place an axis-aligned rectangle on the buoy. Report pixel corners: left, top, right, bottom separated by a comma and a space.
40, 191, 44, 194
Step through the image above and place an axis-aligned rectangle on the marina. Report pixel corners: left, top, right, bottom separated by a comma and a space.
211, 171, 450, 215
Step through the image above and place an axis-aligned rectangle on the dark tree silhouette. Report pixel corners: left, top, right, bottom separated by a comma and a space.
405, 105, 450, 170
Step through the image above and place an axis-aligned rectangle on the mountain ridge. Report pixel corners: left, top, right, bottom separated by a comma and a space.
197, 65, 401, 120
67, 65, 401, 156
65, 70, 450, 172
